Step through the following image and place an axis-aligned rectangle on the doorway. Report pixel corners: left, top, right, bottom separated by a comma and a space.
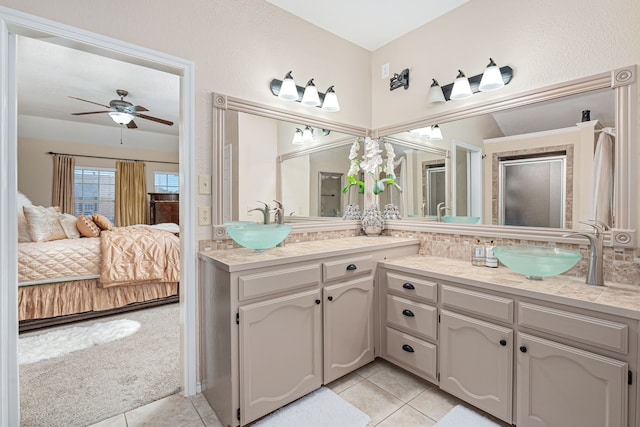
0, 8, 196, 425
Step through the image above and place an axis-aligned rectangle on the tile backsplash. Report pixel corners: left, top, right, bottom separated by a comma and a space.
199, 227, 640, 287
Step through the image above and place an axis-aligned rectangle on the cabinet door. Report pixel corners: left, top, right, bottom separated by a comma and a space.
517, 333, 628, 427
239, 289, 322, 425
440, 310, 513, 423
323, 276, 374, 384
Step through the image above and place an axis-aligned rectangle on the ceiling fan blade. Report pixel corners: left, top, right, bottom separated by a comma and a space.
130, 105, 149, 112
71, 111, 111, 115
126, 120, 138, 129
135, 113, 174, 126
68, 96, 111, 109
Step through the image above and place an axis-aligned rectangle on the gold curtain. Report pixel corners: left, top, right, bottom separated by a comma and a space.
51, 154, 76, 214
115, 161, 148, 226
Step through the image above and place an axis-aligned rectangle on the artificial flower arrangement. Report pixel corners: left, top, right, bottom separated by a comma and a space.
342, 137, 402, 195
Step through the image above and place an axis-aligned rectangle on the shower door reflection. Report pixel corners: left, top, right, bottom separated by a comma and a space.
319, 172, 344, 217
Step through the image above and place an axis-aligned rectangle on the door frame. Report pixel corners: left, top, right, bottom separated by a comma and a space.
0, 7, 197, 426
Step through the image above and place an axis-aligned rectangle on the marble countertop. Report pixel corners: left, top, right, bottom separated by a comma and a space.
381, 255, 640, 319
199, 236, 419, 272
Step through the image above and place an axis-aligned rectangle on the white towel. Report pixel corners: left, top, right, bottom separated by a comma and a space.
591, 129, 614, 227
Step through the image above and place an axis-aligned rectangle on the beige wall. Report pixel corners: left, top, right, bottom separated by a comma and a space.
18, 137, 178, 208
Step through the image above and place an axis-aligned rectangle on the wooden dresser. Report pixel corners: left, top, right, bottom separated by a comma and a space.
148, 193, 179, 225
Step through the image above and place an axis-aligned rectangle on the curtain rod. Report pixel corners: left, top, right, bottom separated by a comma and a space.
46, 151, 178, 165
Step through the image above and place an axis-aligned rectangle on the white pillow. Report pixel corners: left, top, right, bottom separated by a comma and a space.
23, 205, 67, 242
17, 192, 33, 243
59, 213, 81, 239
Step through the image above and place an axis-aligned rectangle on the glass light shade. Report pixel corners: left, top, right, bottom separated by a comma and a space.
321, 86, 340, 112
426, 79, 446, 103
292, 129, 303, 145
301, 79, 321, 106
109, 111, 134, 125
449, 70, 473, 100
278, 71, 299, 101
302, 126, 313, 142
479, 59, 505, 92
429, 125, 443, 140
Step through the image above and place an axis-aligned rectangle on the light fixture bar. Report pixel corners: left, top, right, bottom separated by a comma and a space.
441, 66, 513, 101
270, 78, 334, 109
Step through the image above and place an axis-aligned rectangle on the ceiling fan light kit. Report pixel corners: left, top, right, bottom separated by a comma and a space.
70, 89, 174, 129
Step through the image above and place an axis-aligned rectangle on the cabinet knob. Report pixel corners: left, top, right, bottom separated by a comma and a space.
520, 345, 528, 353
315, 299, 321, 305
402, 309, 415, 317
327, 296, 333, 301
402, 344, 415, 353
346, 264, 357, 271
500, 339, 507, 346
402, 283, 415, 290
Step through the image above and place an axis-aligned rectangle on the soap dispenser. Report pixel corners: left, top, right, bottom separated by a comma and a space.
472, 239, 485, 266
485, 240, 498, 268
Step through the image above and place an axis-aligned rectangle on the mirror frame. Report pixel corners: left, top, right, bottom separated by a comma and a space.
212, 65, 636, 247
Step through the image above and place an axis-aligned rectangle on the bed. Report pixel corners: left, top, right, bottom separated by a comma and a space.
17, 203, 180, 331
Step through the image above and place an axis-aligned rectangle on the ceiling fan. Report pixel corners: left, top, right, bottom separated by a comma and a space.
69, 89, 174, 129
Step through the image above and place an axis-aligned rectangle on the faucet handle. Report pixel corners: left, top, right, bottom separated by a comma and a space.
273, 200, 283, 209
579, 220, 609, 234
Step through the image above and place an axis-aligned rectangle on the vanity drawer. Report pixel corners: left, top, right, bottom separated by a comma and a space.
386, 326, 437, 381
441, 285, 514, 323
386, 295, 437, 340
518, 302, 628, 354
238, 264, 321, 301
322, 255, 373, 282
386, 272, 437, 303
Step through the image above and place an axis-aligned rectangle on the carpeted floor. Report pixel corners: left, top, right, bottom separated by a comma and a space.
19, 303, 180, 427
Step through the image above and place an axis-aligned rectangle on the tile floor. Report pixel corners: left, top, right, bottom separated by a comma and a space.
89, 358, 511, 427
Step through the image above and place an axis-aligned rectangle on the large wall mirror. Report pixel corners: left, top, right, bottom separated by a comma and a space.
212, 65, 636, 246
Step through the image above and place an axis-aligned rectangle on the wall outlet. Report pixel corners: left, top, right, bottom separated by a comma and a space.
198, 206, 211, 225
198, 175, 212, 194
381, 63, 390, 79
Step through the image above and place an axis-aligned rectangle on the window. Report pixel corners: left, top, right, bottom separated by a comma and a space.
74, 167, 116, 223
154, 172, 179, 193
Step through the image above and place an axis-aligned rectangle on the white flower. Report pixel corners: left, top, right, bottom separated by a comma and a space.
382, 141, 396, 177
361, 137, 383, 175
346, 139, 361, 179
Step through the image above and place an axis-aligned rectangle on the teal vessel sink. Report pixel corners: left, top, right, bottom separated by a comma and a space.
225, 223, 292, 251
442, 215, 480, 224
493, 245, 581, 279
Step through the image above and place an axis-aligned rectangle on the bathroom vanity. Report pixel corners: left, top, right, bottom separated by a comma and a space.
199, 239, 640, 427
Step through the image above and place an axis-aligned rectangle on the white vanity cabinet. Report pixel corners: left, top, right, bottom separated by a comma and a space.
378, 262, 639, 427
199, 239, 418, 427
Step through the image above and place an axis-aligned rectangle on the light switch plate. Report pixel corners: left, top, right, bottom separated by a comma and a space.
381, 63, 390, 79
198, 206, 211, 225
198, 175, 212, 194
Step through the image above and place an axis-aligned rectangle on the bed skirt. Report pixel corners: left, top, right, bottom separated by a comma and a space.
18, 279, 179, 322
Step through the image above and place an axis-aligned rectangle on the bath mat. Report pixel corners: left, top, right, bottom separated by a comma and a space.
435, 405, 501, 426
253, 386, 370, 427
19, 319, 140, 364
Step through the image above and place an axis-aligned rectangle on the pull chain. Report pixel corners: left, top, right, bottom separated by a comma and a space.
120, 126, 123, 144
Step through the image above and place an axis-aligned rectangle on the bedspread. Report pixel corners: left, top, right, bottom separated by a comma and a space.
99, 226, 180, 287
18, 238, 101, 285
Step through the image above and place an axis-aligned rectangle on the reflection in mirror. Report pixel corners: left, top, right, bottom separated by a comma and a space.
386, 87, 615, 229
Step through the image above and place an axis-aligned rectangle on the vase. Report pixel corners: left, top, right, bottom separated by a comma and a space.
383, 204, 401, 220
343, 204, 362, 220
361, 204, 384, 236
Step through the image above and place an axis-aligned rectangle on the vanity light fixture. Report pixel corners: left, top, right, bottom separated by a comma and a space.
430, 59, 513, 102
430, 124, 443, 140
450, 70, 473, 100
478, 58, 505, 92
321, 86, 340, 112
270, 73, 340, 112
302, 126, 314, 142
109, 111, 134, 125
301, 78, 321, 107
410, 125, 443, 140
292, 128, 304, 145
426, 79, 446, 103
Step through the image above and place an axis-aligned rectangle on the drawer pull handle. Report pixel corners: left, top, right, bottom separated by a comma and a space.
346, 264, 357, 271
402, 309, 415, 317
402, 344, 415, 353
315, 299, 321, 305
402, 283, 415, 290
327, 296, 333, 301
500, 339, 507, 346
520, 345, 528, 353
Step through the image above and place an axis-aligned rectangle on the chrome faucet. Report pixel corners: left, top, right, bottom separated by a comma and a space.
437, 202, 451, 222
272, 200, 285, 247
422, 200, 427, 217
248, 201, 271, 224
563, 220, 609, 286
